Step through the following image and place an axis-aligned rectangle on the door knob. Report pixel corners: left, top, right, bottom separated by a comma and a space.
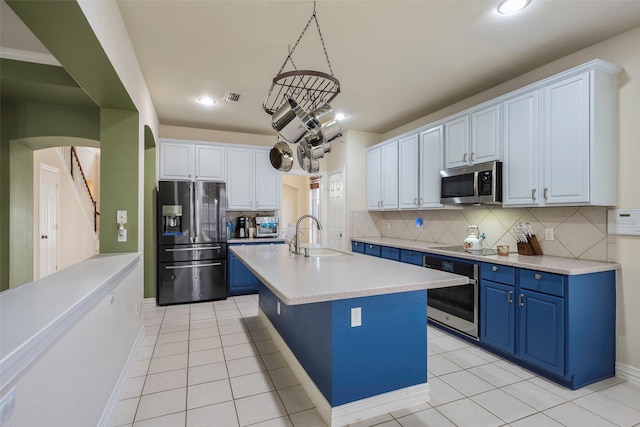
336, 232, 342, 237
41, 235, 48, 239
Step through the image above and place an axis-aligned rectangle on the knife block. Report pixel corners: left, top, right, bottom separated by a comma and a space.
517, 235, 543, 255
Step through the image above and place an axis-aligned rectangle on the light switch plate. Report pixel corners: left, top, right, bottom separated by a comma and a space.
351, 307, 362, 327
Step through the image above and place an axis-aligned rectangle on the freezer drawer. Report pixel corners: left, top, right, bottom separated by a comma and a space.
157, 260, 227, 305
158, 243, 227, 263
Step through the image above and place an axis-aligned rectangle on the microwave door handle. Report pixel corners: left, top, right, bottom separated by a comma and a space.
474, 171, 479, 197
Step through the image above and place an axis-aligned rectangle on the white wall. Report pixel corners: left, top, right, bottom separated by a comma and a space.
160, 124, 274, 147
32, 148, 98, 279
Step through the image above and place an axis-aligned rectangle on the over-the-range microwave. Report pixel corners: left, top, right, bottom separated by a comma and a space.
440, 161, 502, 205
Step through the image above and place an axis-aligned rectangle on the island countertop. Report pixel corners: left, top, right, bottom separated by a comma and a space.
230, 244, 468, 305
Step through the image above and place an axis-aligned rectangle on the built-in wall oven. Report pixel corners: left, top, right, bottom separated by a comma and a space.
424, 255, 479, 340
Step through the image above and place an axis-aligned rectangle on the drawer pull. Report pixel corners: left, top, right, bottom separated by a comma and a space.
534, 273, 542, 280
492, 266, 498, 272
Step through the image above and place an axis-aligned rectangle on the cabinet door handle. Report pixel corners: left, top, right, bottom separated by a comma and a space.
492, 265, 498, 272
414, 198, 418, 206
544, 188, 548, 200
418, 197, 423, 206
507, 291, 513, 304
471, 152, 475, 162
519, 294, 525, 307
532, 188, 536, 201
463, 153, 468, 162
534, 273, 542, 280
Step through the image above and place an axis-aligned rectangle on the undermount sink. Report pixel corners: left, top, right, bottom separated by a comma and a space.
305, 247, 351, 257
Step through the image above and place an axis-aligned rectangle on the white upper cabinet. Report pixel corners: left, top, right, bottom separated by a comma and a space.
419, 125, 445, 208
254, 148, 280, 210
503, 91, 540, 206
444, 104, 501, 169
503, 60, 621, 207
227, 146, 280, 211
367, 140, 398, 210
398, 134, 420, 209
159, 142, 193, 180
444, 115, 470, 169
195, 145, 226, 181
471, 104, 501, 164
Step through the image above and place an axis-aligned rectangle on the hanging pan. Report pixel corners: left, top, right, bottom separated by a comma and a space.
269, 140, 294, 172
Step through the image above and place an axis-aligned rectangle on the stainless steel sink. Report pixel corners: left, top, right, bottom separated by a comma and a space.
305, 247, 351, 257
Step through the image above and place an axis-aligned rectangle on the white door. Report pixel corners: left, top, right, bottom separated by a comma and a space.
39, 164, 59, 279
328, 169, 344, 250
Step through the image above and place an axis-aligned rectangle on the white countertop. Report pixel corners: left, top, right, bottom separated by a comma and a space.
353, 237, 620, 275
0, 253, 140, 361
228, 237, 286, 244
230, 245, 468, 305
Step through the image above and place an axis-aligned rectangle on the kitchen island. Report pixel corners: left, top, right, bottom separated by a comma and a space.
230, 245, 467, 427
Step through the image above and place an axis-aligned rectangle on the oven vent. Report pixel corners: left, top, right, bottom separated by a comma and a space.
224, 92, 241, 102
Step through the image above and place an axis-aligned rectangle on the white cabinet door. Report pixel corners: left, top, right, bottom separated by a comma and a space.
398, 134, 419, 209
503, 91, 540, 206
472, 104, 501, 164
542, 73, 590, 205
195, 145, 226, 181
254, 148, 280, 210
159, 142, 193, 180
445, 115, 470, 169
381, 141, 399, 209
367, 146, 382, 210
227, 147, 254, 210
419, 125, 444, 208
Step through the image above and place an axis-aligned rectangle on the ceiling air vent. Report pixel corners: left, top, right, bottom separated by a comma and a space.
223, 92, 241, 102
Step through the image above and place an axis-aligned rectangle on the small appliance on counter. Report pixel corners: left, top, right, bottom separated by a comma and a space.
236, 216, 249, 238
256, 216, 279, 237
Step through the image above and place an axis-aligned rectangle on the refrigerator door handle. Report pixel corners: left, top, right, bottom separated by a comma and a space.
165, 246, 222, 252
165, 262, 222, 270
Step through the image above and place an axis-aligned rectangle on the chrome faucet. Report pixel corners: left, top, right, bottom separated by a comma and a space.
291, 214, 322, 255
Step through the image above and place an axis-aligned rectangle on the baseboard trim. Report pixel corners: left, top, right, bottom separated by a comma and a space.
616, 362, 640, 388
98, 325, 146, 427
258, 310, 430, 426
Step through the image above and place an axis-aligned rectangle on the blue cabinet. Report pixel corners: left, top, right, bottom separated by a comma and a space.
364, 243, 381, 257
351, 240, 365, 254
380, 246, 400, 261
229, 241, 284, 296
480, 280, 515, 354
400, 249, 424, 266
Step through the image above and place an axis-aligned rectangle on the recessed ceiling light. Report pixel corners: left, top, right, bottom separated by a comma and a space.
335, 113, 347, 121
497, 0, 531, 15
198, 97, 215, 106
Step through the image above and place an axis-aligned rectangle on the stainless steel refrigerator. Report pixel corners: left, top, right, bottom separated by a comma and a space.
157, 181, 227, 305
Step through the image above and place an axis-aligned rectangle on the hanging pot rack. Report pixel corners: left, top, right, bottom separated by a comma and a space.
262, 2, 340, 116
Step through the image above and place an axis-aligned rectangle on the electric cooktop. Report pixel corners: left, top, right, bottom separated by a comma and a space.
436, 246, 497, 256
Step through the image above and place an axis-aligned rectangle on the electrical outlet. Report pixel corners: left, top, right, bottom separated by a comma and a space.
545, 228, 555, 241
351, 307, 362, 327
117, 210, 127, 224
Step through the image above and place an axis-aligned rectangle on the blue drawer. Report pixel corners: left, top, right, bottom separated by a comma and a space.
400, 249, 424, 266
351, 241, 365, 254
380, 246, 400, 261
364, 243, 381, 257
481, 263, 516, 285
519, 269, 565, 297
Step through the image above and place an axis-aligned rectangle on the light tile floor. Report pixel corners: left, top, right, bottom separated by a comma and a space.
110, 296, 640, 427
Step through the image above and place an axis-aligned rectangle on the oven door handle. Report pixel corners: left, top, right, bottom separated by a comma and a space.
165, 262, 222, 270
166, 246, 221, 252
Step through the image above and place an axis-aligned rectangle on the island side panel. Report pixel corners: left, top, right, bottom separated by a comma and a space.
258, 282, 334, 402
331, 291, 428, 406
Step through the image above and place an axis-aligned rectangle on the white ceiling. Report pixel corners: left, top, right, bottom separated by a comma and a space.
4, 1, 640, 137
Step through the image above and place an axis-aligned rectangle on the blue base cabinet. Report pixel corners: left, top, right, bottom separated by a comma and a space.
229, 241, 284, 296
480, 262, 615, 389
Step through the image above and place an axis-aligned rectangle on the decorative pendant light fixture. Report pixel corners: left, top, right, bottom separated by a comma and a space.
265, 2, 343, 174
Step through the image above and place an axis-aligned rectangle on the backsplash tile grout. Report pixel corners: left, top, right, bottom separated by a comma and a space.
351, 206, 613, 262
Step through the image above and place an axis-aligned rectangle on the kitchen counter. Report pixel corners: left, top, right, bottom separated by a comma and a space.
230, 244, 468, 305
352, 237, 620, 275
228, 237, 286, 244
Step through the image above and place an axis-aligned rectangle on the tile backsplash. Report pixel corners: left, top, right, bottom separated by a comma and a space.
351, 206, 615, 262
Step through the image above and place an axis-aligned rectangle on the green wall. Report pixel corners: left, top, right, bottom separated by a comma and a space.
144, 139, 157, 299
99, 109, 139, 253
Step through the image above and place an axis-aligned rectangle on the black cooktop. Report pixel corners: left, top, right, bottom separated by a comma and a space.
436, 246, 497, 256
